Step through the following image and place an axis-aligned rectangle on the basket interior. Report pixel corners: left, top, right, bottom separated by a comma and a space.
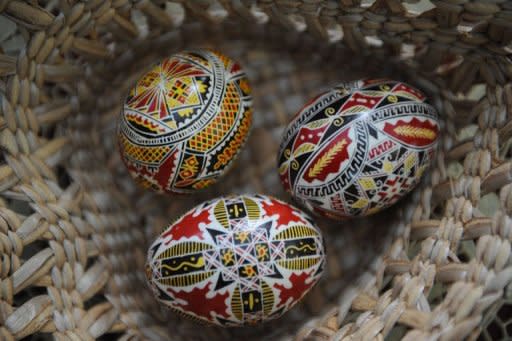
96, 25, 411, 340
1, 2, 512, 341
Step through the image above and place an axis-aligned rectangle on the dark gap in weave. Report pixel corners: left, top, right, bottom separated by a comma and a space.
458, 240, 476, 263
84, 293, 108, 310
428, 282, 447, 307
39, 124, 56, 140
20, 240, 48, 261
502, 137, 512, 160
50, 84, 72, 101
19, 334, 51, 341
431, 202, 445, 219
49, 7, 60, 17
498, 302, 512, 322
37, 0, 60, 17
344, 311, 362, 324
13, 286, 48, 313
56, 165, 72, 189
98, 333, 125, 341
27, 286, 47, 297
485, 319, 503, 340
385, 325, 407, 341
7, 197, 34, 216
381, 275, 394, 293
458, 250, 471, 263
407, 240, 422, 259
0, 146, 5, 164
506, 320, 512, 339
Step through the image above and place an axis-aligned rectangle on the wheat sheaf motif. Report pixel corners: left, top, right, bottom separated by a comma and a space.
307, 139, 348, 178
393, 125, 436, 140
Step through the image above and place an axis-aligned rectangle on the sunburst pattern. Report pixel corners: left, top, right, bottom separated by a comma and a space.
118, 49, 252, 193
146, 195, 325, 326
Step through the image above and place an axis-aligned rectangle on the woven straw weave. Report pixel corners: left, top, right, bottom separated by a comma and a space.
1, 1, 512, 340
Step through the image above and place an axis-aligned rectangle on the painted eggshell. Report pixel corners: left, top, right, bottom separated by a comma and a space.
278, 79, 439, 219
145, 195, 326, 326
118, 49, 252, 193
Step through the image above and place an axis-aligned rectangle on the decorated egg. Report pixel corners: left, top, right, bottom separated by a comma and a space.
145, 195, 325, 326
278, 79, 439, 219
118, 49, 252, 193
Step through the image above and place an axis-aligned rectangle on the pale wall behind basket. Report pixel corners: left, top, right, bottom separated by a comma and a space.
0, 1, 511, 341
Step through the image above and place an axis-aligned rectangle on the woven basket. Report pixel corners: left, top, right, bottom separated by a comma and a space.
1, 1, 512, 340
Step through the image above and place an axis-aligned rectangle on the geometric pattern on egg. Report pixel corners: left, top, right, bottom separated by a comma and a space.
278, 79, 439, 219
118, 49, 252, 193
145, 195, 325, 326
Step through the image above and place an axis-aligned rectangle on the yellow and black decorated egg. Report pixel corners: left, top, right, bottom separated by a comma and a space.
118, 49, 252, 193
145, 195, 326, 326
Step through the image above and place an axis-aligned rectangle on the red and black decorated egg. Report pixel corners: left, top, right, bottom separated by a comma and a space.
278, 79, 439, 219
145, 195, 325, 326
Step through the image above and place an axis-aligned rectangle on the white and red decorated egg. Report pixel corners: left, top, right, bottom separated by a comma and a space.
145, 195, 325, 326
278, 79, 439, 219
